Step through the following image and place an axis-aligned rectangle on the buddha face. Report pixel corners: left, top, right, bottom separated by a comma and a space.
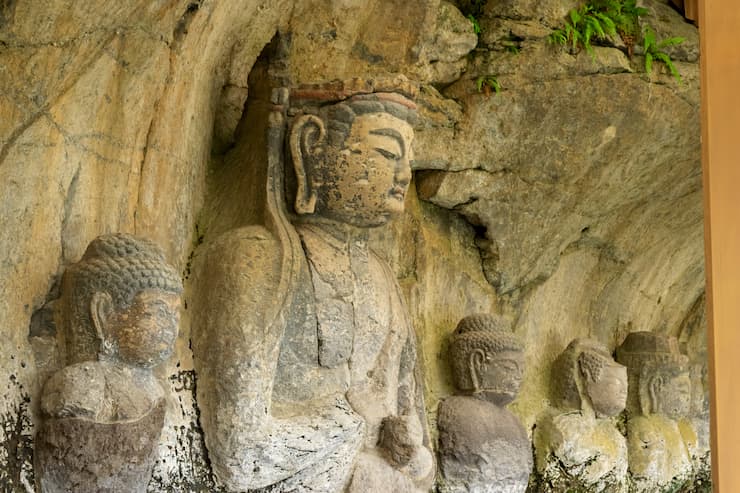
475, 349, 525, 406
584, 363, 628, 418
316, 112, 414, 227
104, 289, 180, 368
652, 371, 691, 418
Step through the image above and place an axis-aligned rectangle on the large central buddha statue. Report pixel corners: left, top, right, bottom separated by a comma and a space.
191, 77, 434, 492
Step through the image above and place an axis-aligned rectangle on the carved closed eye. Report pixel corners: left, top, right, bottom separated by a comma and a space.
491, 359, 520, 373
375, 148, 400, 160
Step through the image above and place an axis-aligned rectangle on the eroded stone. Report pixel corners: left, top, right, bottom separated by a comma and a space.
616, 331, 694, 491
36, 233, 182, 493
191, 78, 433, 493
533, 338, 628, 492
437, 314, 531, 493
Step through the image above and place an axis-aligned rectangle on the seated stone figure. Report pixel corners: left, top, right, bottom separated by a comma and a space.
437, 314, 531, 493
616, 331, 695, 492
533, 338, 628, 492
191, 78, 434, 492
36, 233, 182, 493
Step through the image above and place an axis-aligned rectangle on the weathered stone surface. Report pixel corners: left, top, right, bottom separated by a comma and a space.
0, 0, 478, 488
481, 0, 580, 27
1, 1, 292, 488
414, 2, 704, 489
287, 0, 475, 86
191, 80, 434, 492
533, 339, 628, 492
35, 234, 182, 493
418, 72, 700, 300
369, 185, 499, 438
626, 415, 695, 491
438, 315, 531, 493
534, 412, 628, 493
616, 332, 694, 491
0, 0, 707, 490
638, 0, 700, 63
36, 402, 166, 493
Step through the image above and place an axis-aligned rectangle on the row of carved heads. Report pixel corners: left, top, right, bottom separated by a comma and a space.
447, 315, 694, 420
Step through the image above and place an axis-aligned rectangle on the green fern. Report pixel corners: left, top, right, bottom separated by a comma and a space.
549, 0, 648, 57
475, 75, 501, 95
468, 14, 482, 35
643, 26, 684, 82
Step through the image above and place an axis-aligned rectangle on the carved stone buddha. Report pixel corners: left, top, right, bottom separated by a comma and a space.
191, 78, 433, 492
533, 338, 628, 492
616, 331, 694, 491
36, 233, 182, 493
437, 314, 531, 493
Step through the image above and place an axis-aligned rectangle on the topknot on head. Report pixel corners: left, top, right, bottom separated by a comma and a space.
454, 313, 513, 337
81, 233, 168, 264
616, 331, 689, 370
451, 314, 522, 354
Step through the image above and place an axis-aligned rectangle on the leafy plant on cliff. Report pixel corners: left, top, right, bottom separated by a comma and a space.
549, 1, 685, 84
500, 33, 523, 54
643, 26, 685, 83
468, 14, 482, 35
596, 0, 648, 55
475, 75, 501, 96
548, 4, 617, 56
460, 0, 487, 35
549, 0, 648, 57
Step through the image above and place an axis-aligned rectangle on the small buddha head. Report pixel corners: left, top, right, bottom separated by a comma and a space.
551, 338, 627, 418
60, 234, 183, 368
287, 77, 418, 228
616, 331, 691, 418
449, 314, 524, 406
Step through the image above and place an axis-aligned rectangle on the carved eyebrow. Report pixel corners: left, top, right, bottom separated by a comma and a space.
369, 128, 405, 158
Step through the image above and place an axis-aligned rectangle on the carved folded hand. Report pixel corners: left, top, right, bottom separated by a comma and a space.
378, 414, 434, 481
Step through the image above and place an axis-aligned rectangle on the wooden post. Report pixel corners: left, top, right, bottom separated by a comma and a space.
670, 0, 699, 23
684, 0, 698, 23
700, 2, 740, 491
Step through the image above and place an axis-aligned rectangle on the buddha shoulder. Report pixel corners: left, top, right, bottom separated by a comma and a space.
41, 362, 107, 419
192, 226, 285, 306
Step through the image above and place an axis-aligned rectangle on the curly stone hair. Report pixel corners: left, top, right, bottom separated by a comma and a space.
449, 314, 522, 391
551, 338, 616, 411
60, 233, 183, 364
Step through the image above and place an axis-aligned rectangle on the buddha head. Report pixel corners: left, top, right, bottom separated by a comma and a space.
449, 314, 524, 406
287, 78, 418, 228
616, 331, 691, 419
551, 338, 627, 418
60, 234, 183, 368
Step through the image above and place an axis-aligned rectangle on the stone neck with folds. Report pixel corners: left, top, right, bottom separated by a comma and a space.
294, 216, 371, 253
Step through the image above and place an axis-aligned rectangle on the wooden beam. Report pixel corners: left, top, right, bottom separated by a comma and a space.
700, 2, 740, 491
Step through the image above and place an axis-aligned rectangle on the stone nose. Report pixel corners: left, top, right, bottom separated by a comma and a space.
395, 156, 412, 188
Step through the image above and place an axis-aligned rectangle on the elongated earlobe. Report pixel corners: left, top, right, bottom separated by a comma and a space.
290, 115, 326, 215
646, 375, 663, 415
469, 349, 485, 392
90, 291, 113, 357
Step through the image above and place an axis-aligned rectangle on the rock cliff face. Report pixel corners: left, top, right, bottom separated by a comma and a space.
0, 0, 704, 491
